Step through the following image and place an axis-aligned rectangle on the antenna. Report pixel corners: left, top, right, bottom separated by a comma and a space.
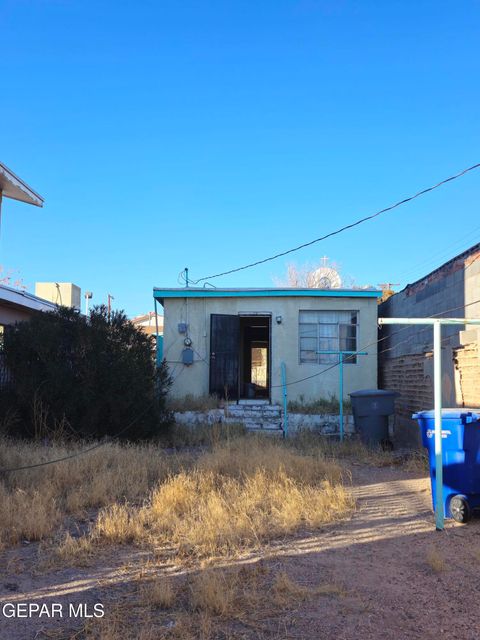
85, 291, 93, 316
107, 294, 114, 316
377, 283, 400, 291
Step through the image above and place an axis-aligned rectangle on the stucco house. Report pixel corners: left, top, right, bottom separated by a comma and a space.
153, 287, 382, 406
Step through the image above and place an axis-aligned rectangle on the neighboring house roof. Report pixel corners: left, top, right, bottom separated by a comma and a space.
132, 312, 164, 325
0, 283, 57, 313
154, 287, 382, 305
0, 162, 44, 207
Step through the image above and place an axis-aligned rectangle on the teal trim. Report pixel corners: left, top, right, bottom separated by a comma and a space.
153, 288, 382, 305
281, 362, 288, 438
156, 335, 164, 366
317, 350, 368, 441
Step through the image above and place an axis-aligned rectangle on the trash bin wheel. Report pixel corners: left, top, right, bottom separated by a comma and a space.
449, 495, 471, 524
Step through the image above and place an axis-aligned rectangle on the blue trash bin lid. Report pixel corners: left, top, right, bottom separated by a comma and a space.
412, 408, 480, 422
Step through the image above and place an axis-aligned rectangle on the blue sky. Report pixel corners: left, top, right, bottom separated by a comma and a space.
1, 0, 480, 317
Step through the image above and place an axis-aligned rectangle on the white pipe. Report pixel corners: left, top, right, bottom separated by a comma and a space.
433, 320, 444, 530
378, 316, 480, 531
379, 318, 480, 326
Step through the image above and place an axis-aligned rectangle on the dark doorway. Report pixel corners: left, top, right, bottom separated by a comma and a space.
209, 314, 271, 401
239, 315, 270, 400
209, 314, 240, 400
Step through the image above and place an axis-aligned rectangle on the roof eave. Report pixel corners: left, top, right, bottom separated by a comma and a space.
0, 162, 44, 207
153, 287, 382, 306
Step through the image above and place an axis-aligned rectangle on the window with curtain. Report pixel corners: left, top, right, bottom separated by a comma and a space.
299, 310, 358, 364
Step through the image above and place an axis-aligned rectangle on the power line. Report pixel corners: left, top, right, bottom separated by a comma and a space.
272, 294, 480, 389
190, 162, 480, 284
4, 272, 479, 472
0, 400, 156, 474
378, 295, 480, 357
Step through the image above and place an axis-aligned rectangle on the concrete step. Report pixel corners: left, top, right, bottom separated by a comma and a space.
223, 403, 283, 431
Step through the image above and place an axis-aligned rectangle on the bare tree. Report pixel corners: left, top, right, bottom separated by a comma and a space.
274, 258, 352, 288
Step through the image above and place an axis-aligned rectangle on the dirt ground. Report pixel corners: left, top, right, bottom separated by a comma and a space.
2, 463, 480, 640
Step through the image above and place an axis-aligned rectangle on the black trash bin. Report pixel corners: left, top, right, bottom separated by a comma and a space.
349, 389, 400, 446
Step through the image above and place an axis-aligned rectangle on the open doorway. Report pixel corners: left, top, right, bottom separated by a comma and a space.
209, 313, 271, 402
239, 315, 271, 401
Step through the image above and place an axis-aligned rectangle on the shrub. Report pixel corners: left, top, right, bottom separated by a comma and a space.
1, 305, 171, 440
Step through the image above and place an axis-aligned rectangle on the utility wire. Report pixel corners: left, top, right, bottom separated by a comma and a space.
0, 399, 156, 474
378, 296, 480, 356
4, 256, 479, 471
189, 162, 480, 284
272, 294, 480, 389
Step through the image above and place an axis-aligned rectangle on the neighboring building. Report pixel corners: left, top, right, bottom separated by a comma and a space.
0, 284, 57, 385
0, 283, 57, 327
154, 287, 382, 405
379, 243, 480, 446
35, 282, 81, 310
131, 311, 164, 336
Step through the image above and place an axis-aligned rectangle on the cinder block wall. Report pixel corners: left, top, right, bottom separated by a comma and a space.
379, 245, 480, 447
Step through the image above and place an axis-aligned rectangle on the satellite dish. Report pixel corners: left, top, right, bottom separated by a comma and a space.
311, 266, 342, 289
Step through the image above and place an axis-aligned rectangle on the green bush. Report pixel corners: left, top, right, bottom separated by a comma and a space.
1, 305, 172, 440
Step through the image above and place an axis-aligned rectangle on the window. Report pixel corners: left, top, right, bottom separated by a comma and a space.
299, 310, 358, 364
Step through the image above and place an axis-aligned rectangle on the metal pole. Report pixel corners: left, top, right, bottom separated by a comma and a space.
433, 320, 444, 530
154, 298, 159, 336
281, 362, 288, 438
378, 316, 480, 531
317, 350, 368, 441
339, 352, 344, 441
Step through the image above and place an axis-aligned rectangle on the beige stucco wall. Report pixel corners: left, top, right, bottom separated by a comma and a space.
163, 295, 378, 404
0, 305, 33, 325
35, 283, 81, 310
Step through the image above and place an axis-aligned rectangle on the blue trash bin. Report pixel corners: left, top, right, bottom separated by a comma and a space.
412, 409, 480, 523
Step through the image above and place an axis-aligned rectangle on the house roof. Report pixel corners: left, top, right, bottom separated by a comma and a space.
132, 311, 164, 325
0, 283, 57, 313
153, 287, 382, 305
0, 162, 44, 207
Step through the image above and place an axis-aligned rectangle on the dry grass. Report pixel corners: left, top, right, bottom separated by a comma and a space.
0, 428, 425, 556
161, 421, 247, 448
190, 569, 238, 616
272, 570, 346, 605
93, 437, 353, 557
426, 548, 446, 573
81, 562, 346, 640
288, 394, 352, 415
0, 436, 192, 546
0, 433, 353, 559
166, 394, 220, 412
290, 429, 405, 467
53, 532, 94, 566
139, 576, 176, 609
402, 450, 429, 473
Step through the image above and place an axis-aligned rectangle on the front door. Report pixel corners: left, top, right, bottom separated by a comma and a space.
209, 314, 240, 400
